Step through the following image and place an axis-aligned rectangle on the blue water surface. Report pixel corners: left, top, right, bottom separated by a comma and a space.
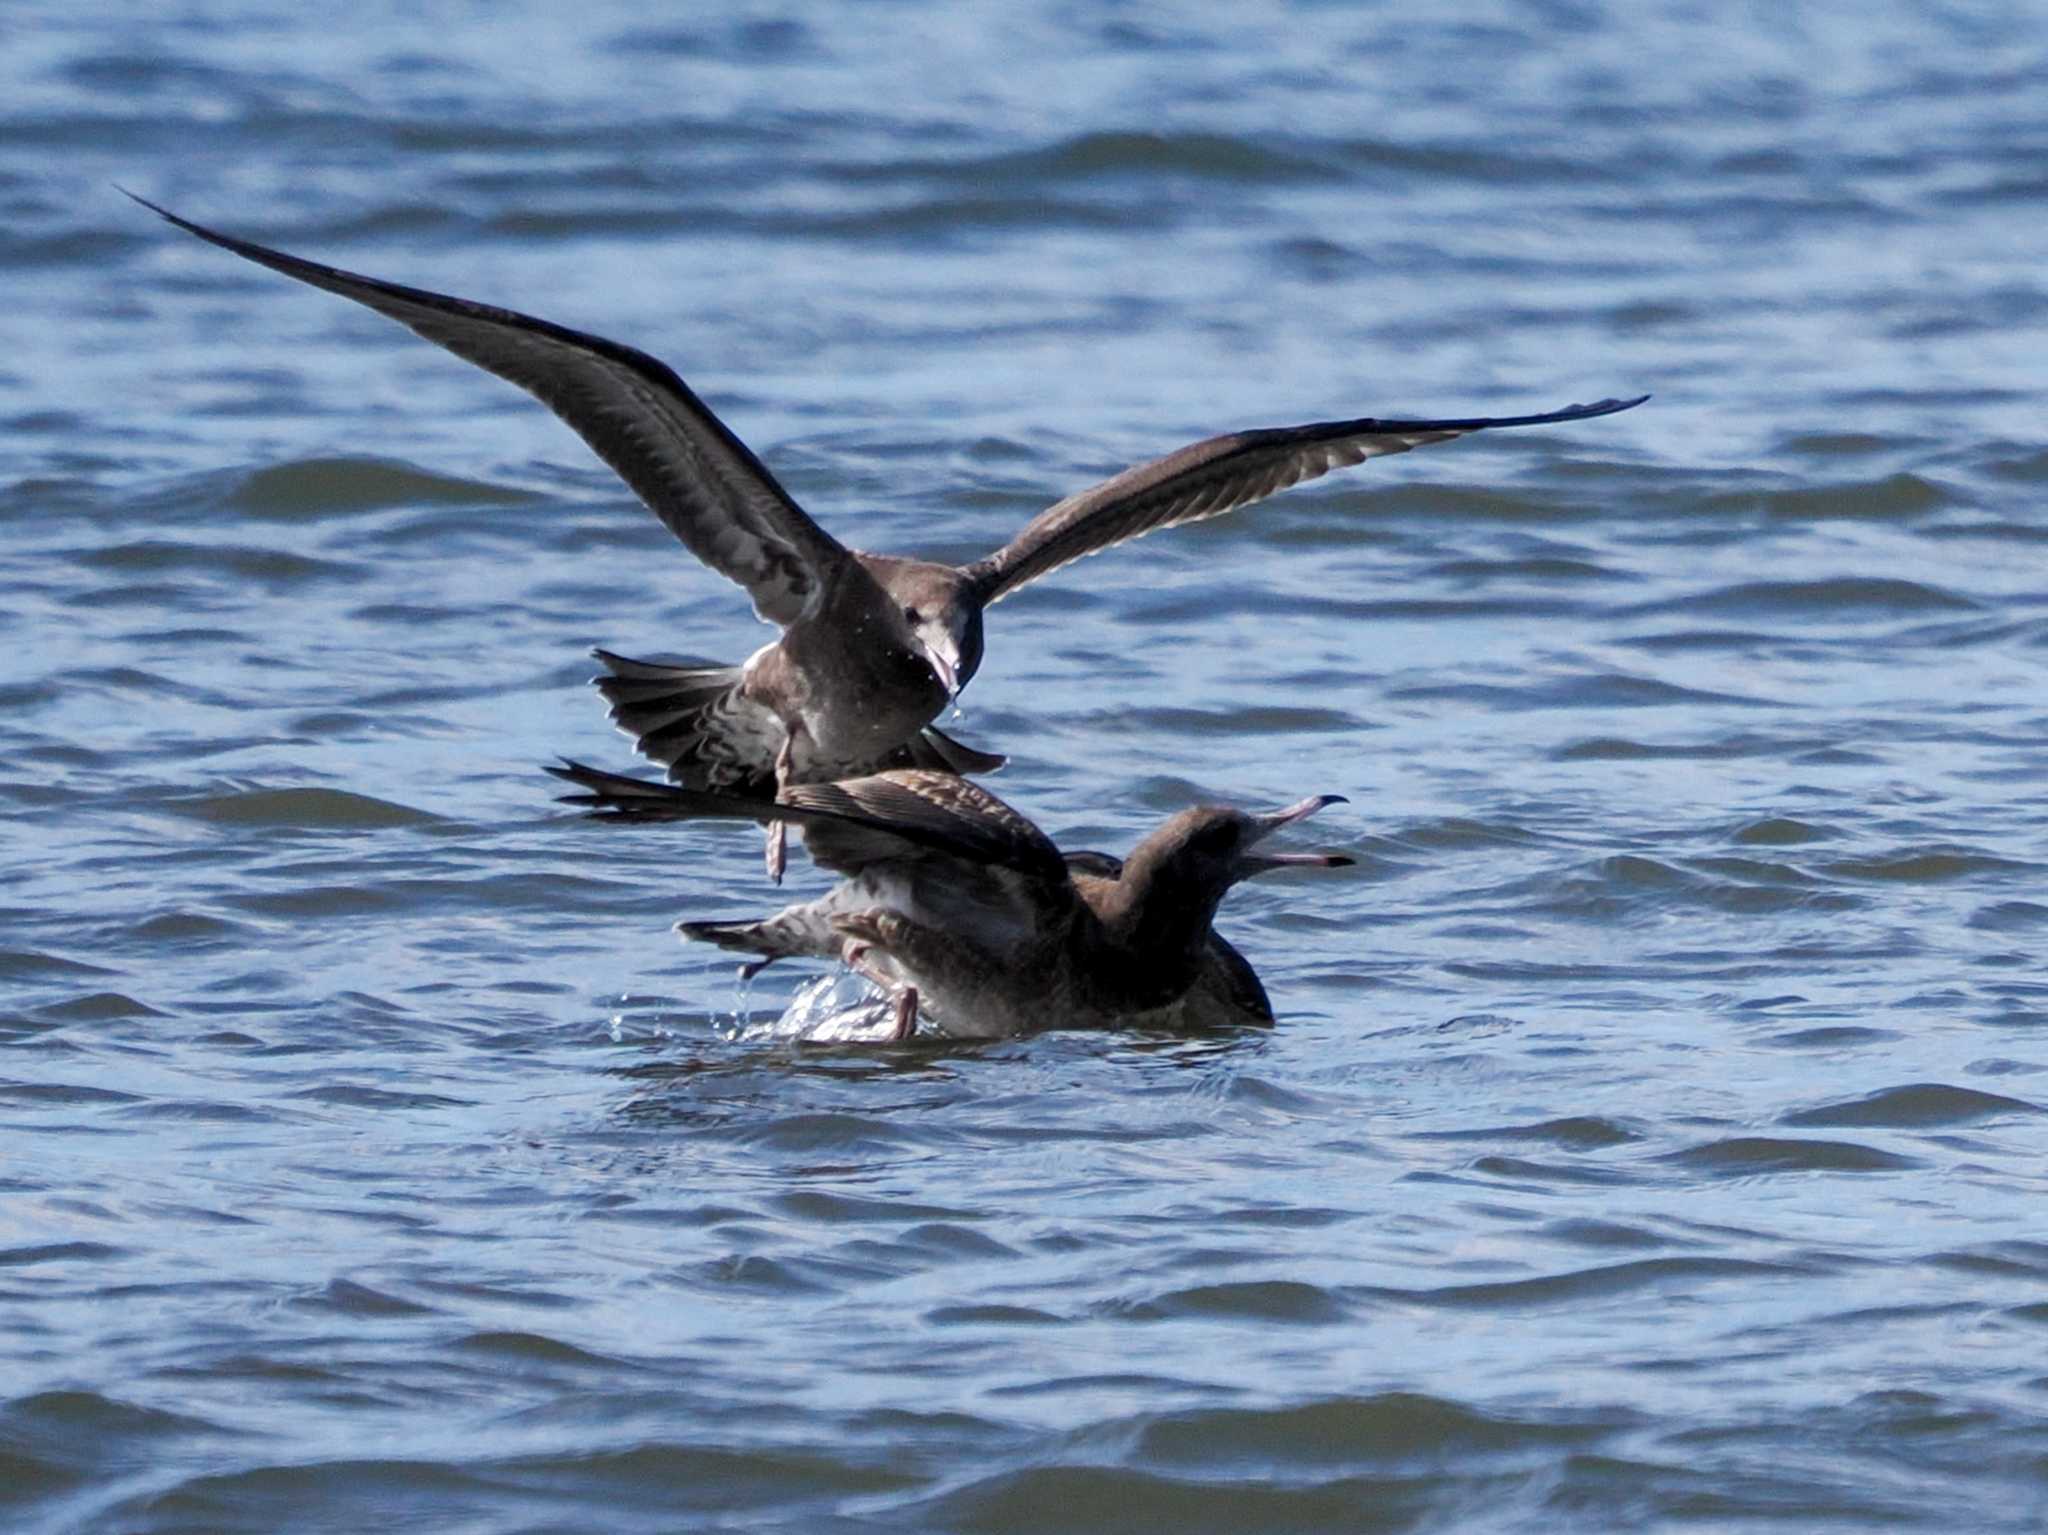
4, 3, 2048, 1529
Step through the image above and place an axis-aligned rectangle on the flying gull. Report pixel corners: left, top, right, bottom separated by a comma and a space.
545, 759, 1353, 1039
129, 193, 1644, 877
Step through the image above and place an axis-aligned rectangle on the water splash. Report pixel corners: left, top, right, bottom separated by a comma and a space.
737, 970, 899, 1044
713, 964, 758, 1041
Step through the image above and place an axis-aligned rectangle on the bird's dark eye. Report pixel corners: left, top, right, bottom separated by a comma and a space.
904, 606, 922, 625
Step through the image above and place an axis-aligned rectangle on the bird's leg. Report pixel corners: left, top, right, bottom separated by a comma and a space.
890, 987, 920, 1042
835, 914, 921, 1043
846, 909, 986, 981
765, 730, 795, 885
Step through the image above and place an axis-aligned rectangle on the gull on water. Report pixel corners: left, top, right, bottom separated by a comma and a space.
545, 760, 1353, 1040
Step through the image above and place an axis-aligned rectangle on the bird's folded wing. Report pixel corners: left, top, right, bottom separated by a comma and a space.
963, 396, 1648, 603
783, 771, 1067, 881
129, 192, 852, 627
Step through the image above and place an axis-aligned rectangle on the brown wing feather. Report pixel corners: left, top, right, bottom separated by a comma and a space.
964, 396, 1648, 603
783, 771, 1066, 881
546, 762, 1065, 882
130, 192, 853, 627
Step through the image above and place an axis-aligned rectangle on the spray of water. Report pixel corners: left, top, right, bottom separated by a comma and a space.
736, 969, 900, 1044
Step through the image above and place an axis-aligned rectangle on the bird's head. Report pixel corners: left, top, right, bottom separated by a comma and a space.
884, 562, 985, 698
1111, 794, 1353, 960
1151, 796, 1356, 892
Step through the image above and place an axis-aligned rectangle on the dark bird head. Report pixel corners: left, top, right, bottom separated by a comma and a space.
875, 559, 986, 698
1103, 795, 1353, 988
1145, 796, 1356, 890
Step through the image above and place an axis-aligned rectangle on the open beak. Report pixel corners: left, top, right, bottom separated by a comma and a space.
1238, 793, 1354, 874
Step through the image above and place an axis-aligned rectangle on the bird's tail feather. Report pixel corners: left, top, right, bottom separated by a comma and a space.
592, 648, 741, 726
545, 759, 783, 823
678, 913, 830, 975
590, 649, 765, 785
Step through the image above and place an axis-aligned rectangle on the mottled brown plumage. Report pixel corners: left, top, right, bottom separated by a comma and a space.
545, 760, 1352, 1039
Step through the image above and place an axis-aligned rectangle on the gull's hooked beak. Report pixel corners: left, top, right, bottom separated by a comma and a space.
1239, 794, 1354, 874
919, 640, 961, 698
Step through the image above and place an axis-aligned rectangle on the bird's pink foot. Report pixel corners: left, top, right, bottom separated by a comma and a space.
890, 986, 919, 1042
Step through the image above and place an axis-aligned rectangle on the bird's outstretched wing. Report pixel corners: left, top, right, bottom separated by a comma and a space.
547, 761, 1065, 881
128, 191, 853, 627
963, 395, 1648, 604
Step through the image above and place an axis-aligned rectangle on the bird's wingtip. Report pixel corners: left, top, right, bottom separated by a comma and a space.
1566, 393, 1650, 419
115, 185, 172, 220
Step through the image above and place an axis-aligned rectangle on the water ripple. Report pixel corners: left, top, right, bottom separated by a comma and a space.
10, 6, 2048, 1530
1781, 1084, 2041, 1130
1661, 1137, 1921, 1176
165, 786, 440, 830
